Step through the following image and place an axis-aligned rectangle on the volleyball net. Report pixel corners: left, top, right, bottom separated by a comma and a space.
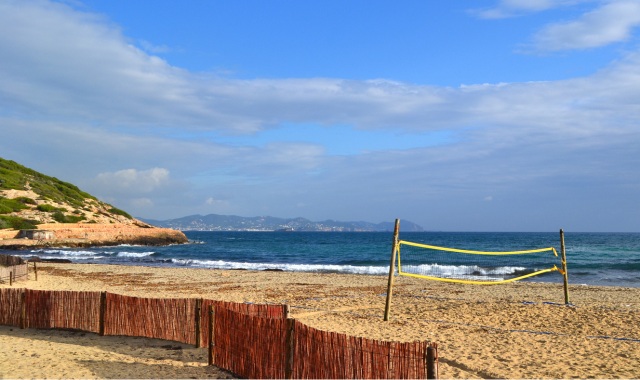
383, 220, 571, 321
396, 240, 562, 285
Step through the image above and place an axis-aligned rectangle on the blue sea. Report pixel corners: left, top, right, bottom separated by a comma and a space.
6, 231, 640, 288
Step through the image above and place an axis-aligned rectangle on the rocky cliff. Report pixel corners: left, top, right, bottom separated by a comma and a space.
0, 223, 187, 249
0, 158, 188, 249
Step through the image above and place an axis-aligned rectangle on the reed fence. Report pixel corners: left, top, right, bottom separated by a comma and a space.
0, 287, 23, 327
104, 293, 197, 344
0, 288, 438, 379
212, 306, 436, 379
213, 306, 290, 378
0, 254, 28, 285
24, 289, 101, 332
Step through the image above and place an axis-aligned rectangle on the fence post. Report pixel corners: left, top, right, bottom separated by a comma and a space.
9, 271, 13, 286
99, 291, 107, 336
20, 290, 26, 329
34, 261, 38, 281
208, 304, 215, 366
285, 318, 295, 379
195, 298, 202, 348
426, 343, 438, 379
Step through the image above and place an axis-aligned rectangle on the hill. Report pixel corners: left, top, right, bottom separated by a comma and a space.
0, 157, 187, 248
142, 214, 424, 232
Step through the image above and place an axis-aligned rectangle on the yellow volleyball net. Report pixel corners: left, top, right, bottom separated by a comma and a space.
383, 220, 570, 321
396, 240, 561, 285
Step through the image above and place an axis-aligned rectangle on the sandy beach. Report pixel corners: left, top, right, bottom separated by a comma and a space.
1, 263, 639, 379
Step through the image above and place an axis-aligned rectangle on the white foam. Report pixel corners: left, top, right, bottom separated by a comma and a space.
33, 249, 101, 257
34, 255, 106, 261
169, 258, 390, 275
117, 251, 155, 258
402, 263, 529, 281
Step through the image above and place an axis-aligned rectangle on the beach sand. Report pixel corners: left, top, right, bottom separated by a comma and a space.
1, 263, 639, 379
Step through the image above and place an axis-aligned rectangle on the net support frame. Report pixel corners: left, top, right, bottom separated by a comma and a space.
383, 223, 569, 320
383, 219, 400, 322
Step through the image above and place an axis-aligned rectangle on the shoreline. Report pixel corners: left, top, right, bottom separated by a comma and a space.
1, 263, 639, 378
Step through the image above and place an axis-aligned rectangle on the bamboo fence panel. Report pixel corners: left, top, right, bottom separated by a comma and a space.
0, 288, 23, 327
292, 321, 430, 379
215, 300, 288, 318
104, 293, 197, 345
214, 306, 289, 379
0, 254, 25, 266
199, 299, 287, 347
24, 289, 101, 332
0, 264, 28, 283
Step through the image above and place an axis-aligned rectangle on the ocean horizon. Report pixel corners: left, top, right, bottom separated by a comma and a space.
6, 231, 640, 288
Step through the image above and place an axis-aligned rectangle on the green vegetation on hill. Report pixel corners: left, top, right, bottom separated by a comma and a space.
0, 215, 38, 230
0, 158, 96, 207
0, 157, 133, 230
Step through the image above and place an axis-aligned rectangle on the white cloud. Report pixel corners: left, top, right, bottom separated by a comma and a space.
95, 168, 170, 194
1, 0, 639, 230
138, 39, 172, 54
473, 0, 584, 19
130, 198, 154, 208
531, 0, 640, 51
205, 197, 228, 206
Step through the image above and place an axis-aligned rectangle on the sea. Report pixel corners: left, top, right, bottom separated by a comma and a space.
5, 231, 640, 288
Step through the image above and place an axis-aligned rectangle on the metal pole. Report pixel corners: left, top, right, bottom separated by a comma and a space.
560, 229, 570, 305
384, 219, 400, 321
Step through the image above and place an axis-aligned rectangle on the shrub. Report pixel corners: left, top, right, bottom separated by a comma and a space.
66, 215, 86, 223
0, 216, 38, 230
52, 210, 85, 223
0, 198, 28, 214
37, 204, 59, 212
15, 197, 37, 205
0, 204, 11, 214
108, 207, 132, 219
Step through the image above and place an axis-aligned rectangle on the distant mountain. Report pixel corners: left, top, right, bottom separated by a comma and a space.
141, 214, 424, 232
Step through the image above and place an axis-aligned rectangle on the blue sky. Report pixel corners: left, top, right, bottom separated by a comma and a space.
1, 0, 639, 231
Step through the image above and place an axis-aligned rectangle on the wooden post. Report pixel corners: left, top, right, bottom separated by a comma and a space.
426, 343, 438, 379
284, 304, 290, 319
34, 261, 38, 281
560, 229, 570, 305
20, 290, 26, 329
9, 271, 13, 286
99, 291, 107, 336
195, 298, 202, 348
208, 305, 215, 366
285, 317, 295, 379
384, 219, 400, 321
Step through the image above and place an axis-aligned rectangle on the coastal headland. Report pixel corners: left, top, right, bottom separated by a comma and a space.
0, 223, 188, 250
1, 263, 639, 379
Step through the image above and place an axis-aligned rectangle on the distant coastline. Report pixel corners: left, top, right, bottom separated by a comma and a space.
141, 213, 424, 232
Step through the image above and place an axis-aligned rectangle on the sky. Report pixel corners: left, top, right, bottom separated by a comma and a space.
1, 0, 639, 232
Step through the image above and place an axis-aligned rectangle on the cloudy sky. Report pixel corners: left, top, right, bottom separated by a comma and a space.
1, 0, 639, 232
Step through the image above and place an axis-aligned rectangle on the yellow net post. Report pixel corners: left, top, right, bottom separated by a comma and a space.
383, 219, 400, 321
